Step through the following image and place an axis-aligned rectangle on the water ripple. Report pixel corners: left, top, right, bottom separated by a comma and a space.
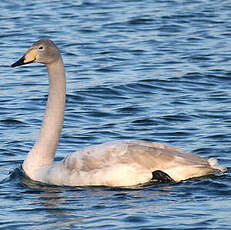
1, 0, 231, 229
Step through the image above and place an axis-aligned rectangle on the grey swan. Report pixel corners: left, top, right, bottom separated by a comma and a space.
11, 39, 226, 186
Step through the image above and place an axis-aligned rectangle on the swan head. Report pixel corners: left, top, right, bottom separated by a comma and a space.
11, 39, 61, 67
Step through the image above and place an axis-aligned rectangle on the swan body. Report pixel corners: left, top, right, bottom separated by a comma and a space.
11, 39, 226, 187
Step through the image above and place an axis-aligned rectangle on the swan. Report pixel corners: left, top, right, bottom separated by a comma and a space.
11, 39, 226, 187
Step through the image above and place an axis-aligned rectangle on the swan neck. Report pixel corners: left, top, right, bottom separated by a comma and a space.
23, 57, 66, 172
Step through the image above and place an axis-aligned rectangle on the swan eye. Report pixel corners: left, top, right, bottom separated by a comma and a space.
38, 46, 44, 50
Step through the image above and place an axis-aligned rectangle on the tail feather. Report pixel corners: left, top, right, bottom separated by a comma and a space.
208, 158, 227, 173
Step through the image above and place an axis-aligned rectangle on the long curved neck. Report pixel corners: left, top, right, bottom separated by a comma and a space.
23, 57, 66, 173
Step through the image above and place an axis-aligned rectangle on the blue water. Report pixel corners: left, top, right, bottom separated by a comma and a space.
1, 0, 231, 229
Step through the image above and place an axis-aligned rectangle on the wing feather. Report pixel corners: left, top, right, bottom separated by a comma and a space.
59, 140, 224, 185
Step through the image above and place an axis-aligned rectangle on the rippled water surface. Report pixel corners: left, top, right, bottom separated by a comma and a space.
1, 0, 231, 229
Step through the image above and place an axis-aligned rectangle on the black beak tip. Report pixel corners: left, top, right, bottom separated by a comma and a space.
11, 62, 17, 68
11, 56, 25, 68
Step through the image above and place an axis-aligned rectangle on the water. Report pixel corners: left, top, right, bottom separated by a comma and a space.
0, 0, 231, 229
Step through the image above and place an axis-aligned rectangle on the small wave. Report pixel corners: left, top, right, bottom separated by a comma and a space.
0, 119, 26, 127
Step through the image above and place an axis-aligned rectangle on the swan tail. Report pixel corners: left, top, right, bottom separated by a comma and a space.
208, 158, 227, 173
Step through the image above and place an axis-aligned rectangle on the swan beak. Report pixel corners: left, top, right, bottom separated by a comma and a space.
11, 49, 37, 67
